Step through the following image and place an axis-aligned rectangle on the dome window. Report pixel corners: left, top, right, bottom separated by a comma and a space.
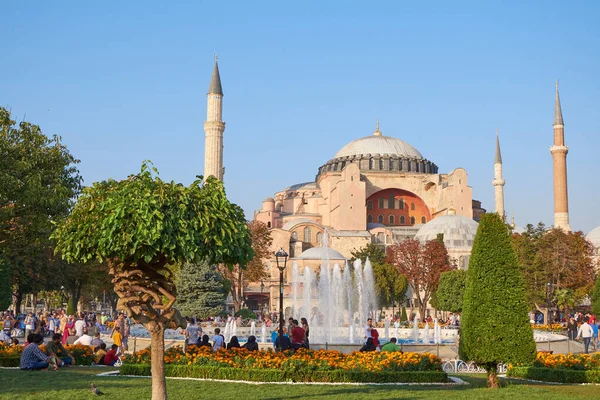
378, 215, 384, 224
400, 216, 406, 224
368, 214, 373, 223
410, 216, 416, 224
421, 216, 426, 224
303, 227, 312, 242
389, 215, 395, 224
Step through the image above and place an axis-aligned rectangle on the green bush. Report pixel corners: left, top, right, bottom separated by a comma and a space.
508, 366, 600, 384
400, 306, 408, 322
234, 309, 256, 319
120, 363, 448, 383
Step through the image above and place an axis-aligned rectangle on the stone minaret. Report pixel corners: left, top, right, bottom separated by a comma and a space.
203, 57, 225, 181
492, 129, 505, 218
550, 81, 570, 231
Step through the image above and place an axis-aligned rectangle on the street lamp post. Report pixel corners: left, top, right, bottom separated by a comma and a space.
260, 280, 265, 315
275, 248, 289, 347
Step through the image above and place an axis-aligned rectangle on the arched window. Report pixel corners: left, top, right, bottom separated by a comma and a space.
378, 215, 384, 224
421, 216, 426, 224
411, 202, 415, 211
316, 232, 323, 246
367, 200, 373, 210
378, 198, 384, 208
341, 161, 346, 169
367, 214, 373, 223
389, 215, 395, 224
303, 226, 312, 242
388, 194, 395, 209
291, 231, 298, 242
389, 159, 394, 170
267, 221, 271, 228
369, 158, 375, 169
377, 232, 384, 243
379, 158, 384, 170
400, 216, 406, 224
410, 216, 416, 224
399, 198, 404, 209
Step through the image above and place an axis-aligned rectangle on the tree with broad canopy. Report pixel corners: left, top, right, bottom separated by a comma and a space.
52, 162, 253, 400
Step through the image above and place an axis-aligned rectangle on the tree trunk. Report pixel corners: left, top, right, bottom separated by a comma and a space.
14, 291, 23, 314
487, 364, 499, 388
149, 321, 167, 400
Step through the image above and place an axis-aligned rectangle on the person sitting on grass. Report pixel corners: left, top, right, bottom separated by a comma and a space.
242, 335, 259, 351
20, 333, 57, 371
199, 334, 211, 348
46, 333, 76, 367
359, 337, 377, 352
91, 331, 104, 348
74, 327, 93, 346
94, 343, 107, 365
380, 337, 401, 352
103, 344, 121, 366
227, 336, 241, 350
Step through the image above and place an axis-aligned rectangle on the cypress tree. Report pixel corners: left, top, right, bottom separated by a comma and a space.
176, 260, 226, 318
400, 306, 408, 322
459, 213, 536, 388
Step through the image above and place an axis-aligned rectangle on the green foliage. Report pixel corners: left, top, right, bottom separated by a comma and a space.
52, 161, 253, 268
176, 260, 226, 318
0, 357, 20, 367
0, 257, 11, 310
350, 243, 386, 265
507, 367, 600, 384
372, 263, 408, 308
66, 297, 76, 315
400, 306, 408, 322
234, 308, 256, 319
121, 364, 448, 383
0, 107, 82, 311
431, 270, 466, 313
459, 213, 536, 370
591, 277, 600, 315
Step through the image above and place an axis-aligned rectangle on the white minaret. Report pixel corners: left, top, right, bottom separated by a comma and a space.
493, 129, 505, 219
203, 57, 225, 181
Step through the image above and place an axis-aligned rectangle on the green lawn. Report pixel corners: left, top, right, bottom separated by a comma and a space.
0, 367, 597, 399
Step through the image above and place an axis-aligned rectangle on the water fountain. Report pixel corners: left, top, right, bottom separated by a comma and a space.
250, 320, 256, 337
261, 322, 267, 344
412, 315, 420, 342
289, 229, 378, 344
423, 322, 431, 344
433, 319, 441, 344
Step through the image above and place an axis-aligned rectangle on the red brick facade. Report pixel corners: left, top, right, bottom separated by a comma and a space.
366, 188, 431, 226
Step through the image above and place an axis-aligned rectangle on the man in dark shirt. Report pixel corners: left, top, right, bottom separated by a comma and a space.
46, 333, 75, 366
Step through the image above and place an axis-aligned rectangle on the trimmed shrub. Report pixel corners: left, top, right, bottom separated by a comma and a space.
508, 366, 600, 384
459, 213, 536, 386
120, 363, 448, 383
234, 309, 256, 320
0, 357, 20, 367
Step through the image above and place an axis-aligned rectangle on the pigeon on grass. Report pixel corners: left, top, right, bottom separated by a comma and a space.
91, 383, 104, 396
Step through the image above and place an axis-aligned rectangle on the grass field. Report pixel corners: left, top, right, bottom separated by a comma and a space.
0, 367, 597, 399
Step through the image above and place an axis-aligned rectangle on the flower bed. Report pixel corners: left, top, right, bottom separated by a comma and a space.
122, 346, 447, 383
507, 353, 600, 383
531, 323, 564, 332
0, 342, 95, 366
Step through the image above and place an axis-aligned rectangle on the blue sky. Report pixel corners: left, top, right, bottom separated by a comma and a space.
2, 1, 599, 232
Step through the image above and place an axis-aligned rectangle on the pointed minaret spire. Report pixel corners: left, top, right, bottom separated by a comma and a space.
554, 80, 563, 126
495, 128, 502, 164
492, 129, 505, 219
551, 80, 570, 231
204, 56, 226, 181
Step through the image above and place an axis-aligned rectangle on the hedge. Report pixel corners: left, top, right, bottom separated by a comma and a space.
0, 357, 20, 367
121, 364, 448, 383
508, 367, 600, 384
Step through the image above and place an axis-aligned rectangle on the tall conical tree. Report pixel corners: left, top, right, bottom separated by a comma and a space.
176, 260, 226, 318
459, 213, 536, 388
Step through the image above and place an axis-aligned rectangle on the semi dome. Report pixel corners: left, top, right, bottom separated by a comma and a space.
586, 226, 600, 249
296, 247, 346, 260
414, 214, 479, 249
334, 135, 424, 160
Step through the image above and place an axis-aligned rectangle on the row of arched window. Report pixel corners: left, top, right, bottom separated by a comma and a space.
368, 198, 415, 210
290, 227, 323, 244
367, 215, 427, 225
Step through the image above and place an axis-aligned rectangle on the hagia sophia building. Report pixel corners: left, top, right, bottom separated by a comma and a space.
202, 59, 600, 314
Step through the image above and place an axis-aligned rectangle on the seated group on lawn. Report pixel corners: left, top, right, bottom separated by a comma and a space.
19, 333, 76, 371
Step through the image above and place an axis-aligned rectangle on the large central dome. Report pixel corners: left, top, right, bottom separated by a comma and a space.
334, 134, 423, 159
